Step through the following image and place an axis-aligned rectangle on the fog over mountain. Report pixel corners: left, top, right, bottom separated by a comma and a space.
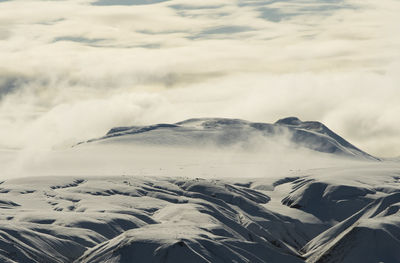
1, 0, 400, 262
0, 118, 399, 262
0, 0, 399, 157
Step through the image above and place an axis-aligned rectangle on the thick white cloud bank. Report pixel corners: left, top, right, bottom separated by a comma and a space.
0, 0, 399, 157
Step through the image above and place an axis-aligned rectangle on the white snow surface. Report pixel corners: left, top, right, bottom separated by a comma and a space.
81, 117, 378, 161
0, 118, 399, 263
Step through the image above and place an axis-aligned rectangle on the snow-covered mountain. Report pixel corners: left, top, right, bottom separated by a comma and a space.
80, 117, 379, 161
0, 117, 398, 263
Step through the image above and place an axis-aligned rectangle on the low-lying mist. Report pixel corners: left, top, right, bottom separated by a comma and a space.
2, 133, 376, 180
1, 69, 400, 159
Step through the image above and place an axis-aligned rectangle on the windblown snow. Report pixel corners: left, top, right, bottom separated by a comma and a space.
0, 117, 399, 263
81, 117, 378, 161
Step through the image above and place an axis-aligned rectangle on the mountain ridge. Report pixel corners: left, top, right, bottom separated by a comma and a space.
78, 117, 379, 161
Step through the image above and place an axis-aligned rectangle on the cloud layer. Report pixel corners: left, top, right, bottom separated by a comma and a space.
0, 0, 399, 157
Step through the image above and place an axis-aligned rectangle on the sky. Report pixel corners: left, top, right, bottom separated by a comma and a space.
0, 0, 399, 157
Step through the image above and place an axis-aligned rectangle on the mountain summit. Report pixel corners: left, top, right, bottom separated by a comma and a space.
80, 117, 378, 161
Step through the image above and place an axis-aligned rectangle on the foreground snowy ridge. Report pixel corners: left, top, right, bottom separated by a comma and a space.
0, 163, 399, 262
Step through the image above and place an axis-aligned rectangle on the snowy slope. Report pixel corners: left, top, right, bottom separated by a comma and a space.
79, 117, 379, 161
0, 176, 306, 263
0, 118, 398, 262
0, 162, 399, 262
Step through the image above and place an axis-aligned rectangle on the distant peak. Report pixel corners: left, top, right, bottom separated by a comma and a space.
275, 117, 302, 126
78, 116, 378, 161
